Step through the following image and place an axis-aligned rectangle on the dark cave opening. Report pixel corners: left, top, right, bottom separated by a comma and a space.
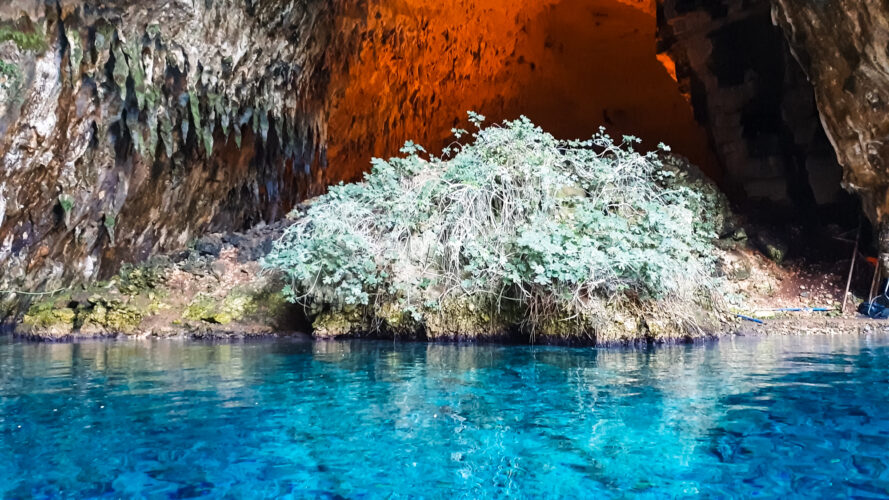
321, 0, 865, 270
315, 0, 876, 306
657, 0, 870, 301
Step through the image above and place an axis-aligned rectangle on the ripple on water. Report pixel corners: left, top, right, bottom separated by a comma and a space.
0, 335, 889, 497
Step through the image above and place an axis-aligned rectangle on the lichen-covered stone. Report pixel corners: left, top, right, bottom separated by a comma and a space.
78, 295, 144, 335
19, 303, 77, 339
183, 292, 257, 325
22, 302, 76, 329
312, 309, 369, 339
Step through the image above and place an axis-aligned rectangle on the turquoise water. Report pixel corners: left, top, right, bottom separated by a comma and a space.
1, 335, 889, 498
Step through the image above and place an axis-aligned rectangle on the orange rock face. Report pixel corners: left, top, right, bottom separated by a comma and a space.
323, 0, 718, 185
0, 0, 725, 304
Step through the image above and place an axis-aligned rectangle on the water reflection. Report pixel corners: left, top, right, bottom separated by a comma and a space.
0, 334, 887, 497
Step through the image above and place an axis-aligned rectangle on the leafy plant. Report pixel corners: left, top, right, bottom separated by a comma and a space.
265, 114, 728, 341
58, 194, 75, 227
58, 194, 74, 213
0, 59, 23, 104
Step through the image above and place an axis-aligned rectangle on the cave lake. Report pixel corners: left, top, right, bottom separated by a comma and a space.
2, 333, 889, 498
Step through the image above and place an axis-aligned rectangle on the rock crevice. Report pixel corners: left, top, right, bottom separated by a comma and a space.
770, 0, 889, 261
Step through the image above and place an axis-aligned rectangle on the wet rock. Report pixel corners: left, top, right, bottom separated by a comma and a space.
194, 235, 225, 258
755, 233, 788, 264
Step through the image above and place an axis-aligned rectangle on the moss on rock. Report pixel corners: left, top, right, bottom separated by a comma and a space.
22, 302, 76, 329
423, 297, 514, 340
118, 261, 168, 294
79, 295, 144, 334
312, 308, 370, 338
183, 291, 258, 325
19, 293, 144, 338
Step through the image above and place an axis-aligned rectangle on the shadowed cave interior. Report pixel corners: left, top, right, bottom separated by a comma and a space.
0, 0, 872, 321
320, 0, 864, 266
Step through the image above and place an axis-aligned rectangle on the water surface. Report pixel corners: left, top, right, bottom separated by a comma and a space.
1, 334, 888, 498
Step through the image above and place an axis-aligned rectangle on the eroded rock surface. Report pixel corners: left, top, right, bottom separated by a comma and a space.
325, 0, 717, 183
15, 219, 301, 341
658, 0, 847, 211
0, 0, 337, 315
0, 0, 722, 319
771, 0, 889, 248
2, 0, 887, 325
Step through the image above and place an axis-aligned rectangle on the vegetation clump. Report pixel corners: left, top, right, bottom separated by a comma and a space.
266, 114, 729, 343
0, 22, 46, 107
78, 295, 144, 334
22, 301, 76, 333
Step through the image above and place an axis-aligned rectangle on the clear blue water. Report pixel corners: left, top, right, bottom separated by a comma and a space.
2, 334, 889, 498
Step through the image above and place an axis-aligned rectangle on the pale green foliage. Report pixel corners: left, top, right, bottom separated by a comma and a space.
0, 59, 25, 108
265, 114, 724, 335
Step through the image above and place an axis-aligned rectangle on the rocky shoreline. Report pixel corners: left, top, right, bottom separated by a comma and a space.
12, 316, 889, 344
9, 220, 309, 342
9, 213, 886, 345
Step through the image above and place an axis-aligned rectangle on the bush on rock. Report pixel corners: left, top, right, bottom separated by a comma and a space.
265, 114, 729, 343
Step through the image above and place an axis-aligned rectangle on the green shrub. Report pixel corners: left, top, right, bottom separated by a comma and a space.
265, 114, 727, 341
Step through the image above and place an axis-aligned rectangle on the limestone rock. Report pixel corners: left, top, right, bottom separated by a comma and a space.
771, 0, 889, 227
0, 0, 338, 316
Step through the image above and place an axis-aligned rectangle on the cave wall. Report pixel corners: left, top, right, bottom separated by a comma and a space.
1, 0, 717, 309
1, 0, 883, 306
657, 0, 847, 215
770, 0, 889, 233
0, 0, 339, 308
324, 0, 717, 184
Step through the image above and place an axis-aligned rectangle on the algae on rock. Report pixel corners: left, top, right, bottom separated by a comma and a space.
20, 293, 143, 338
13, 222, 300, 340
